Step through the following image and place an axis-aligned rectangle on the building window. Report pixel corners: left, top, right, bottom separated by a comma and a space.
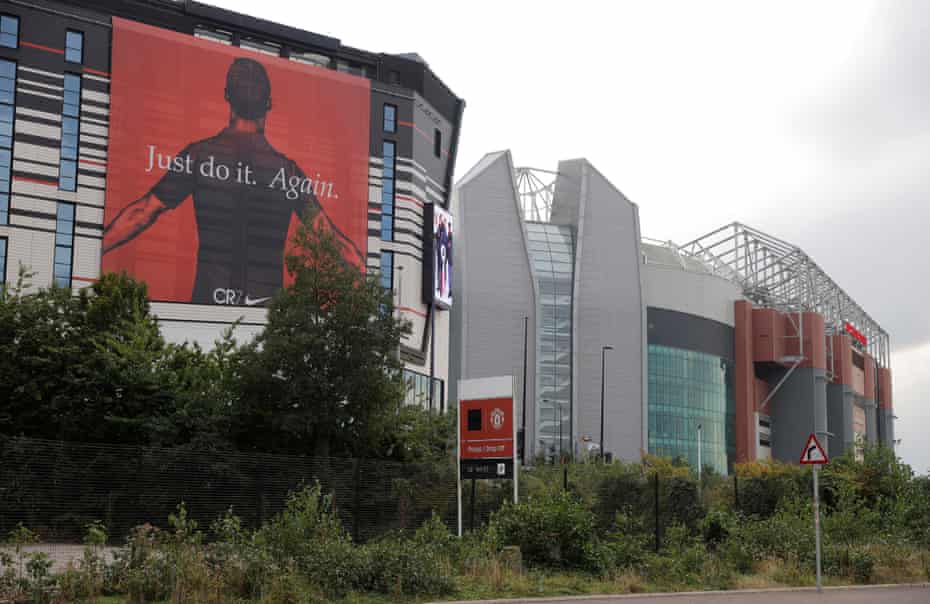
65, 30, 83, 64
383, 104, 396, 133
240, 38, 280, 57
60, 74, 80, 192
54, 202, 75, 288
0, 237, 6, 286
379, 251, 393, 291
389, 70, 400, 85
0, 15, 18, 49
433, 128, 442, 158
194, 26, 232, 45
381, 141, 395, 241
402, 368, 444, 411
290, 51, 330, 68
62, 73, 80, 117
0, 59, 14, 226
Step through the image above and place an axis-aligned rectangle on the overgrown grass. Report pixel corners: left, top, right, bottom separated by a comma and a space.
4, 445, 930, 603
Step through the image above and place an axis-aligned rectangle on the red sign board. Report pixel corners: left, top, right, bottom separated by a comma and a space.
845, 322, 867, 347
459, 397, 514, 460
799, 433, 829, 465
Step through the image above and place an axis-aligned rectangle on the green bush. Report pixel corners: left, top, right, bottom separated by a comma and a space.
360, 537, 454, 596
848, 547, 875, 584
490, 490, 601, 571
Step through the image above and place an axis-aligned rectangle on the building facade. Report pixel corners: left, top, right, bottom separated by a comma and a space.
0, 0, 463, 410
452, 151, 894, 472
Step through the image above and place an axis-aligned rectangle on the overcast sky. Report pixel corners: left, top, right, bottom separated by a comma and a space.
214, 0, 929, 472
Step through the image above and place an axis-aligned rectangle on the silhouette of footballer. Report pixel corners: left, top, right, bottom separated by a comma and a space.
103, 57, 363, 306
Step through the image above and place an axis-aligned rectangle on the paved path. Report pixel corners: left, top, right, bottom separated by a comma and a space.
434, 584, 930, 604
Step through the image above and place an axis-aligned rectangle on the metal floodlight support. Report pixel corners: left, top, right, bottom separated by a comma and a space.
665, 223, 891, 368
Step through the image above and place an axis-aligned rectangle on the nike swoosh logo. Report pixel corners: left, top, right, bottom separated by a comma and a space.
244, 296, 272, 307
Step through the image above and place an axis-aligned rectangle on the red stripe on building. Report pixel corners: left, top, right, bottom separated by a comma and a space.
398, 305, 427, 318
21, 41, 65, 55
80, 158, 107, 167
14, 176, 56, 187
83, 67, 110, 78
71, 276, 98, 283
395, 194, 423, 208
397, 120, 450, 158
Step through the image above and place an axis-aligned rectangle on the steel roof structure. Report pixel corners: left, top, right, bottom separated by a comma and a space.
512, 165, 890, 368
515, 166, 557, 222
677, 222, 889, 367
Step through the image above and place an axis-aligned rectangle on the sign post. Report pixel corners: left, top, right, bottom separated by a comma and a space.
799, 433, 829, 592
457, 377, 517, 537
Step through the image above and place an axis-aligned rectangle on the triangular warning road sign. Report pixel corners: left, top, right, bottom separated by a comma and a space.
799, 433, 829, 465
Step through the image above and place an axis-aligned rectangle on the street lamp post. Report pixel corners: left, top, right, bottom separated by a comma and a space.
697, 423, 702, 484
600, 345, 613, 461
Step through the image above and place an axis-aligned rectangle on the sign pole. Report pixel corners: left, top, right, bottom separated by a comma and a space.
799, 432, 828, 593
814, 466, 822, 592
456, 388, 463, 537
513, 377, 519, 503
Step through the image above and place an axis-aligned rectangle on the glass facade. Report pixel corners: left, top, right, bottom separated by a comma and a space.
402, 368, 444, 412
526, 222, 574, 460
60, 73, 81, 192
648, 345, 735, 474
65, 30, 84, 64
381, 141, 395, 240
0, 58, 14, 225
0, 237, 7, 287
54, 202, 75, 288
0, 15, 18, 49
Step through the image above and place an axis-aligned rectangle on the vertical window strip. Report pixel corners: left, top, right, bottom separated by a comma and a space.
0, 15, 18, 49
60, 74, 81, 192
381, 141, 395, 241
379, 251, 393, 291
0, 59, 14, 225
65, 30, 84, 64
383, 104, 396, 133
54, 202, 75, 288
0, 237, 7, 287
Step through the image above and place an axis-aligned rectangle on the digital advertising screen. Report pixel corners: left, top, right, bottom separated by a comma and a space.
103, 18, 371, 307
426, 204, 453, 309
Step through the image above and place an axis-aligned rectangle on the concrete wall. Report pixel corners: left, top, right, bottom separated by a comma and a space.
450, 151, 536, 449
642, 263, 741, 328
771, 368, 829, 460
551, 159, 644, 461
827, 383, 855, 457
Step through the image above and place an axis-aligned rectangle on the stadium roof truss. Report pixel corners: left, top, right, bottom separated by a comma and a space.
515, 166, 557, 223
677, 223, 889, 367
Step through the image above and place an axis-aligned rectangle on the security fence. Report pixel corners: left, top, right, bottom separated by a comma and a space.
0, 437, 480, 545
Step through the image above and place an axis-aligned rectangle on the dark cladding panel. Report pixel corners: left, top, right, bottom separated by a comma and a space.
647, 307, 734, 361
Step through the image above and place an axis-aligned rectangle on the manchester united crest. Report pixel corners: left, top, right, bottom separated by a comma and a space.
490, 408, 505, 430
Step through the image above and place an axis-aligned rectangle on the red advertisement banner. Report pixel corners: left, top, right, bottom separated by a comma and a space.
103, 18, 370, 306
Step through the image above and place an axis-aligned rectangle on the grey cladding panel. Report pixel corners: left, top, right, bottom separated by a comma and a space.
453, 152, 536, 440
647, 307, 734, 360
562, 160, 644, 461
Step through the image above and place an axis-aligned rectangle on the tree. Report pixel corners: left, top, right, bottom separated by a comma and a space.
236, 215, 410, 457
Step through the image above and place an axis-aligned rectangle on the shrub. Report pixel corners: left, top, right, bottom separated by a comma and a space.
361, 537, 454, 596
490, 491, 600, 571
848, 547, 875, 584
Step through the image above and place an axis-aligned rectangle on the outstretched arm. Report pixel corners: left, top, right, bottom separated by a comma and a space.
298, 205, 366, 267
102, 193, 168, 254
